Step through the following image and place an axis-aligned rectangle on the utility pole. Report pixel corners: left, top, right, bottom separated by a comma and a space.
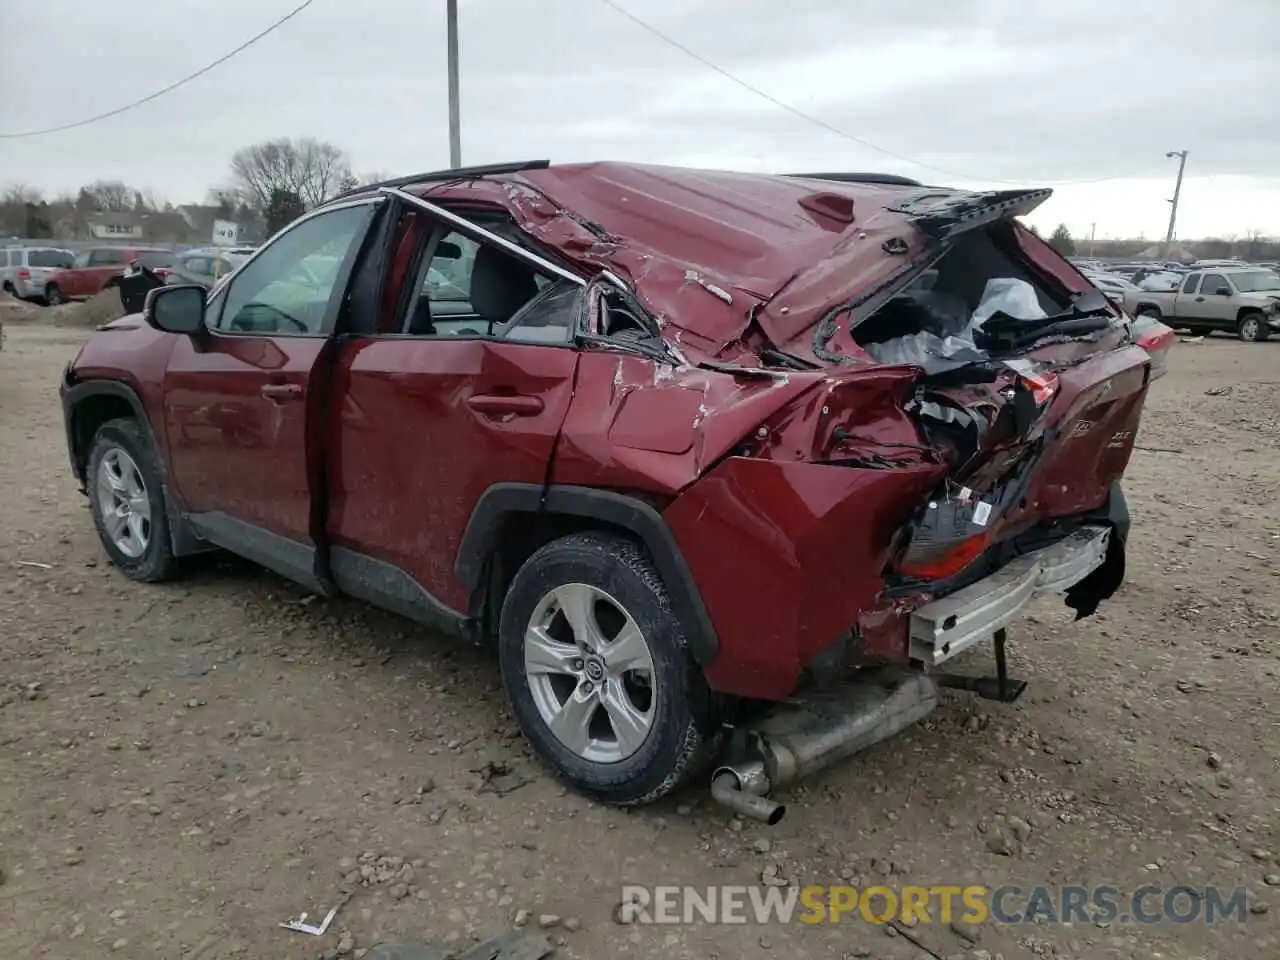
1089, 222, 1096, 257
446, 0, 461, 168
1163, 150, 1188, 261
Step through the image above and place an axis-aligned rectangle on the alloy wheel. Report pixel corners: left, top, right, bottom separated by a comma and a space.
95, 447, 151, 559
523, 582, 656, 764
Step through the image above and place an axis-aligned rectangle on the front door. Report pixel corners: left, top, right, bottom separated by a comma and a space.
326, 210, 582, 621
161, 200, 381, 588
1196, 273, 1237, 328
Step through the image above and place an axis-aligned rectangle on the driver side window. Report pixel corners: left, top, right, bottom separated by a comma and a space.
213, 205, 370, 335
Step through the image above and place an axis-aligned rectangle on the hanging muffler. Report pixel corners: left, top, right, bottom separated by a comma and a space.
710, 668, 939, 824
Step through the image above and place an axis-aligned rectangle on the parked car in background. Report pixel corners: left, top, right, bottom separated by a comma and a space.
60, 160, 1151, 813
0, 245, 75, 301
1082, 272, 1140, 305
166, 248, 256, 290
1125, 267, 1280, 341
1134, 270, 1182, 291
43, 247, 178, 305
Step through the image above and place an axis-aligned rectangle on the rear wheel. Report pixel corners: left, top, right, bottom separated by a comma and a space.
44, 283, 64, 306
498, 531, 720, 805
1135, 306, 1162, 320
86, 418, 179, 582
1237, 311, 1268, 342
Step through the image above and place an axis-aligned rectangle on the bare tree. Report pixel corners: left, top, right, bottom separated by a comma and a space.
2, 183, 44, 207
133, 188, 164, 212
82, 180, 135, 212
230, 137, 354, 212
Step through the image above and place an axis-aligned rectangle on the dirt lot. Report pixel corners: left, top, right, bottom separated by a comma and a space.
1, 309, 1276, 960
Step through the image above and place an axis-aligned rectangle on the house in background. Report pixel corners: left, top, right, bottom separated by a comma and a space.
86, 213, 145, 241
77, 207, 267, 245
175, 205, 266, 245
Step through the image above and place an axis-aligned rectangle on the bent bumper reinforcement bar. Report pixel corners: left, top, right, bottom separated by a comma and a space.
908, 524, 1112, 667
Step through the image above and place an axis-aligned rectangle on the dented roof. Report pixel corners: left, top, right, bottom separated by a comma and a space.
405, 162, 1051, 359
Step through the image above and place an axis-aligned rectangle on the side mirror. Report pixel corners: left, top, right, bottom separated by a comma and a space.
144, 284, 207, 335
1213, 286, 1232, 296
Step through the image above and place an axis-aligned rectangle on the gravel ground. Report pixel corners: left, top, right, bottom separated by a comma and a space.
0, 315, 1276, 960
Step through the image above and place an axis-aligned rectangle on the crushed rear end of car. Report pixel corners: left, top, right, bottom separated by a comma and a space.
420, 163, 1156, 818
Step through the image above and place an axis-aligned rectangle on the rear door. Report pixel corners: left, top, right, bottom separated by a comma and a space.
160, 199, 382, 589
325, 200, 582, 620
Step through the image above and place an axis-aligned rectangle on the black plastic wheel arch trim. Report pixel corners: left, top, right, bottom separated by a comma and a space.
60, 378, 212, 557
455, 482, 720, 664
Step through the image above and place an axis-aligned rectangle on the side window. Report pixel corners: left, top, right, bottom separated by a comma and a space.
502, 280, 582, 344
214, 205, 371, 336
423, 231, 477, 304
73, 250, 92, 269
1181, 274, 1199, 294
401, 228, 552, 337
88, 249, 125, 266
0, 251, 8, 267
1202, 273, 1228, 295
183, 256, 212, 278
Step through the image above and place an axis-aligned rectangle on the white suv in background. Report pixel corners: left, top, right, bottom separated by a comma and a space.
1, 246, 75, 301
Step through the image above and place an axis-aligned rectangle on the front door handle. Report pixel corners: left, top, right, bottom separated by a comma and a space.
1195, 296, 1205, 302
260, 382, 303, 402
467, 394, 544, 416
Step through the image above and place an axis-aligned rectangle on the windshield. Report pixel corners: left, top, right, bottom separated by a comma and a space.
28, 249, 73, 268
1230, 271, 1280, 293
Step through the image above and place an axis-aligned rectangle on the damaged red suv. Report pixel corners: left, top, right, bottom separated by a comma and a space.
60, 161, 1150, 817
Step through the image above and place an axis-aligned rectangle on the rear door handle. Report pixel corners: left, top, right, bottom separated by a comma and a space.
260, 383, 303, 401
467, 394, 544, 416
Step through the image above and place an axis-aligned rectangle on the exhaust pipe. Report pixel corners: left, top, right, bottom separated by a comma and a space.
711, 761, 785, 825
711, 669, 938, 823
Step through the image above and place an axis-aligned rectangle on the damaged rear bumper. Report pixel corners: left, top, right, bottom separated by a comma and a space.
908, 524, 1111, 665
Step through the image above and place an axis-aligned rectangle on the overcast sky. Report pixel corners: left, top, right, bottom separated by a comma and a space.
2, 0, 1278, 240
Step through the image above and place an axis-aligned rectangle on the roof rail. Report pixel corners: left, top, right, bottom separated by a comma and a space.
332, 160, 551, 202
785, 172, 924, 187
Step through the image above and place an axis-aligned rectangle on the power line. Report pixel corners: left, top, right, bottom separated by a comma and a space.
0, 0, 319, 139
595, 0, 1139, 188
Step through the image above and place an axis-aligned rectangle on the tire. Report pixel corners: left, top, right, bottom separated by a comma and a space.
44, 283, 64, 306
1135, 306, 1162, 320
1237, 311, 1268, 343
498, 531, 721, 806
86, 418, 180, 582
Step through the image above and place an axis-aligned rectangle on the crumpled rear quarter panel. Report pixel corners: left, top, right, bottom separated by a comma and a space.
663, 457, 941, 699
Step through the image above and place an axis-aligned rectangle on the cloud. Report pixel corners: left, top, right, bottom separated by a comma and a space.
1, 0, 1277, 237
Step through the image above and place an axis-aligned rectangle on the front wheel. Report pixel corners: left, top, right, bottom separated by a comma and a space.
498, 531, 720, 806
44, 283, 64, 306
86, 418, 180, 582
1238, 311, 1268, 342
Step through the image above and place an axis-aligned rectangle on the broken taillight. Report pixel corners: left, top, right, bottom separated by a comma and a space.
17, 268, 30, 281
897, 531, 991, 579
1136, 327, 1175, 352
1020, 371, 1058, 407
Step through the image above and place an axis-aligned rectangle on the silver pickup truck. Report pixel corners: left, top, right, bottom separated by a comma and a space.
1124, 267, 1280, 342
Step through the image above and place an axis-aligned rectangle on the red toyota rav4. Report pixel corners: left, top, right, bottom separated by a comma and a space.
60, 161, 1150, 816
